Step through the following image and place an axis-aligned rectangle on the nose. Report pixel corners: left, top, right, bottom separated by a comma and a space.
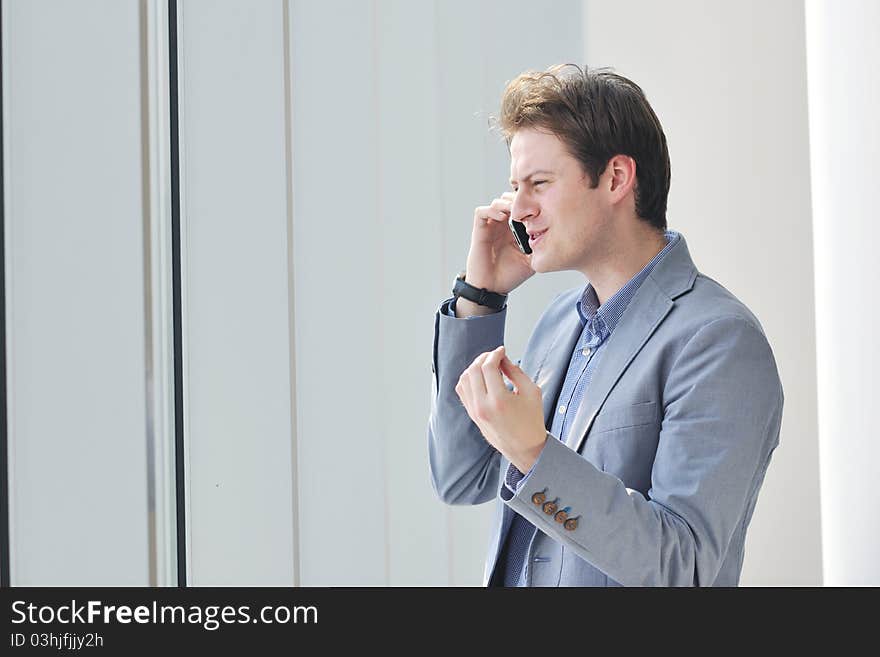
511, 190, 539, 225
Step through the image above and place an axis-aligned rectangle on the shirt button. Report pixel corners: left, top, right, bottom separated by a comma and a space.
558, 405, 566, 414
582, 348, 591, 357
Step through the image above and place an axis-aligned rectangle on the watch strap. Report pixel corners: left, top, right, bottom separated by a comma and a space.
452, 273, 508, 310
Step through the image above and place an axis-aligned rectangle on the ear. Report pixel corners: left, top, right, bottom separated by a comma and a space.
606, 154, 637, 202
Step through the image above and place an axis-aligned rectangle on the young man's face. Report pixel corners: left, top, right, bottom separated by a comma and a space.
509, 127, 610, 275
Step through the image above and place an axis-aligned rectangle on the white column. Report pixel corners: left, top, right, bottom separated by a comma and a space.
805, 0, 880, 586
3, 0, 152, 584
177, 0, 298, 586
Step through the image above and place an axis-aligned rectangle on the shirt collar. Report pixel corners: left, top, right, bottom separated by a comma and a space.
576, 230, 681, 343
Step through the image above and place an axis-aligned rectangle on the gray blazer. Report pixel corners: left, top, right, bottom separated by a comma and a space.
428, 235, 783, 586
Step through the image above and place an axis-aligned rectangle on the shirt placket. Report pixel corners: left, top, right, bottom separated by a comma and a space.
556, 326, 603, 441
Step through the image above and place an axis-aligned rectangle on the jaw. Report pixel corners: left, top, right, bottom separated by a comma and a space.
528, 250, 556, 274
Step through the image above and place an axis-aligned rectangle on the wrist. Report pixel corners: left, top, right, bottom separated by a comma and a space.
453, 297, 498, 318
511, 432, 548, 474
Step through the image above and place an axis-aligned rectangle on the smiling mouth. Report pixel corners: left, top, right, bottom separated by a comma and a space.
528, 228, 548, 245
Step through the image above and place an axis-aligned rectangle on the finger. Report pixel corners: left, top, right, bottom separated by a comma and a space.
467, 353, 490, 397
499, 349, 531, 389
489, 198, 512, 215
496, 346, 519, 390
470, 351, 492, 370
456, 372, 473, 412
481, 346, 508, 397
501, 191, 515, 200
474, 205, 513, 225
459, 370, 486, 426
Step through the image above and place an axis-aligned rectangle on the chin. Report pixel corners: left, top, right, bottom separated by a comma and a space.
529, 255, 555, 274
529, 254, 543, 272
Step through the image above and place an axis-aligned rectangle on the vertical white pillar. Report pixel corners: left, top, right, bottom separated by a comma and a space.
805, 0, 880, 586
3, 0, 151, 584
177, 0, 298, 586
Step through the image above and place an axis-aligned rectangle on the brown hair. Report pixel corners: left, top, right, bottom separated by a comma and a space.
496, 64, 670, 231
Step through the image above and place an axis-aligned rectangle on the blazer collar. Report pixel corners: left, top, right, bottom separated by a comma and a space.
533, 234, 699, 450
646, 232, 699, 302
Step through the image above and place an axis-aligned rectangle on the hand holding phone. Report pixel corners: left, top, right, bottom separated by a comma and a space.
463, 192, 535, 299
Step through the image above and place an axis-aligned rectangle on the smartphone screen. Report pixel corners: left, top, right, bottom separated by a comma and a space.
508, 217, 532, 255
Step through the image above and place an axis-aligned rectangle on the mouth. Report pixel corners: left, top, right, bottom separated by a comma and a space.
528, 228, 548, 247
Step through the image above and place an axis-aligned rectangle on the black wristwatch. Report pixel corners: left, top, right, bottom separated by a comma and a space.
452, 272, 508, 310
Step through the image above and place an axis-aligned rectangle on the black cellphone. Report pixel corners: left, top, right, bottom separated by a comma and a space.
508, 217, 532, 255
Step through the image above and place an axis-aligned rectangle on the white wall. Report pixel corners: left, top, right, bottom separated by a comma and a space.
4, 0, 151, 584
805, 0, 880, 586
583, 0, 823, 585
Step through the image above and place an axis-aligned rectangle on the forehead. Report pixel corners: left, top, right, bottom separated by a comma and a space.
509, 128, 574, 178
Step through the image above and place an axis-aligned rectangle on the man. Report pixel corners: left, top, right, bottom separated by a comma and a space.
427, 64, 783, 586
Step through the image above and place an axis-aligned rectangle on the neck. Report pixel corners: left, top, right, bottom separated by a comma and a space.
581, 223, 667, 306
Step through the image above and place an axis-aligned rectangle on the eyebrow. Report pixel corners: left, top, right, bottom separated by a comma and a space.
510, 170, 554, 186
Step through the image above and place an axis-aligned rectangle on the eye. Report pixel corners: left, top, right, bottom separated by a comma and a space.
533, 180, 547, 187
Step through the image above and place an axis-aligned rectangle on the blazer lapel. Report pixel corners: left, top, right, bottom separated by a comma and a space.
564, 236, 700, 453
565, 277, 673, 452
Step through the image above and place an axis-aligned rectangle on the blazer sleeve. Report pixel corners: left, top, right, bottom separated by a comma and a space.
427, 298, 507, 505
501, 316, 784, 586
